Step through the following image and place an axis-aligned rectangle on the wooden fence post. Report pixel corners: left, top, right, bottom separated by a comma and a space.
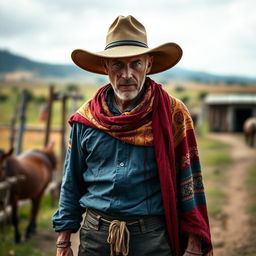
9, 104, 18, 149
44, 86, 54, 147
16, 89, 28, 155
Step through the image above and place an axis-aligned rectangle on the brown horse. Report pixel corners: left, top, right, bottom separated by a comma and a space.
243, 117, 256, 147
0, 142, 57, 243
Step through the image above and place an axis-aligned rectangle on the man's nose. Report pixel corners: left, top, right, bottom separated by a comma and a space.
121, 66, 133, 80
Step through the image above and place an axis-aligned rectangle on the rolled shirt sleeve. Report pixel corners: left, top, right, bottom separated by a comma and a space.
52, 122, 87, 232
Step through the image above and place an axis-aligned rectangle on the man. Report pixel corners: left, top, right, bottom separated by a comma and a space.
52, 15, 212, 256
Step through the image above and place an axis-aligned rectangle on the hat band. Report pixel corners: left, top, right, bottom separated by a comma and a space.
105, 40, 148, 50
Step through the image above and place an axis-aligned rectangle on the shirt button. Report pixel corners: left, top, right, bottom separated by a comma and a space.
119, 162, 125, 167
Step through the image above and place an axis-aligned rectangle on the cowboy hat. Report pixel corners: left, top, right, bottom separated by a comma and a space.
71, 15, 182, 75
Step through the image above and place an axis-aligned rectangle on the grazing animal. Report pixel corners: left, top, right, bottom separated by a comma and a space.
243, 117, 256, 147
0, 142, 57, 243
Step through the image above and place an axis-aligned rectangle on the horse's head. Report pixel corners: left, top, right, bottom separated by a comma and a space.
0, 148, 14, 181
41, 141, 58, 170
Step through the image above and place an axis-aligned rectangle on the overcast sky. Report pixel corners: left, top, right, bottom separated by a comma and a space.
0, 0, 255, 77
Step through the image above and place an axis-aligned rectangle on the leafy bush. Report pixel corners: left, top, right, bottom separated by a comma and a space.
174, 85, 185, 92
34, 95, 47, 104
180, 96, 190, 104
198, 91, 208, 100
66, 83, 78, 92
0, 93, 8, 102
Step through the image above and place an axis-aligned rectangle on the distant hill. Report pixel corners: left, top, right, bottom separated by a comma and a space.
154, 65, 256, 85
0, 49, 91, 82
0, 49, 255, 85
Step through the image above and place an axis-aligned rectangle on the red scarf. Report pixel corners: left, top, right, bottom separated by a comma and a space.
69, 78, 212, 255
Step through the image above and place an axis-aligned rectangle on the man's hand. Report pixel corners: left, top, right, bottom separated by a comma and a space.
183, 234, 202, 256
56, 230, 72, 256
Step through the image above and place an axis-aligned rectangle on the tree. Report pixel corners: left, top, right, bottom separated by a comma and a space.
66, 83, 78, 92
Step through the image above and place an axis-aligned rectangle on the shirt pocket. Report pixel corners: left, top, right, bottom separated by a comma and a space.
84, 129, 116, 178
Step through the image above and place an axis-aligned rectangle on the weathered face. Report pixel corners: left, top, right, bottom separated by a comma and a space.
104, 54, 153, 102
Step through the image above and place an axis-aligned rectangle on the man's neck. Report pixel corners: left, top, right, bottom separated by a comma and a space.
113, 95, 136, 113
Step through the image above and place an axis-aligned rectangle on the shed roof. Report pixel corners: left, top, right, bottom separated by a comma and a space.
204, 94, 256, 105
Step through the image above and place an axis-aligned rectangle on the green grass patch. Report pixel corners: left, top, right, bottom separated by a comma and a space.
203, 168, 226, 183
205, 187, 226, 217
246, 165, 256, 216
246, 164, 256, 216
213, 241, 225, 248
0, 195, 57, 256
197, 135, 232, 219
246, 164, 256, 184
203, 151, 232, 167
197, 136, 232, 169
197, 136, 230, 150
0, 238, 44, 256
232, 165, 256, 255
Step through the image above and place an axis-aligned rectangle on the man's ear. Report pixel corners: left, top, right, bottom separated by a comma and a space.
146, 55, 154, 74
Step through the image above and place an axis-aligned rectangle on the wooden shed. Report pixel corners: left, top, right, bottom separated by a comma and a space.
204, 94, 256, 132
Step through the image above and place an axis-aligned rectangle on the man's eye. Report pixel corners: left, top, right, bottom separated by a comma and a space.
112, 63, 122, 69
132, 61, 141, 68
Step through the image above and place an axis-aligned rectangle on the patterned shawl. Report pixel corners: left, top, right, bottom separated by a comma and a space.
69, 77, 212, 255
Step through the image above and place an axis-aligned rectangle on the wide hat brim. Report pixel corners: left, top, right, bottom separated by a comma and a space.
71, 42, 182, 75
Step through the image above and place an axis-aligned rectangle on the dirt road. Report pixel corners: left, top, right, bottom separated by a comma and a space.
209, 133, 256, 255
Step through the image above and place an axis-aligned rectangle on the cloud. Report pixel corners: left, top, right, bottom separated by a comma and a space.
0, 0, 255, 76
0, 1, 45, 37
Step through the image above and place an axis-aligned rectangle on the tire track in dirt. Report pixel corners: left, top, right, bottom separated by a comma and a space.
209, 133, 256, 256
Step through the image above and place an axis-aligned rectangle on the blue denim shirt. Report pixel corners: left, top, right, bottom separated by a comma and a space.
52, 88, 164, 232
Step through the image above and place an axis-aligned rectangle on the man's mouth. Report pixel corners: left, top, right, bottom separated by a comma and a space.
119, 84, 136, 91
